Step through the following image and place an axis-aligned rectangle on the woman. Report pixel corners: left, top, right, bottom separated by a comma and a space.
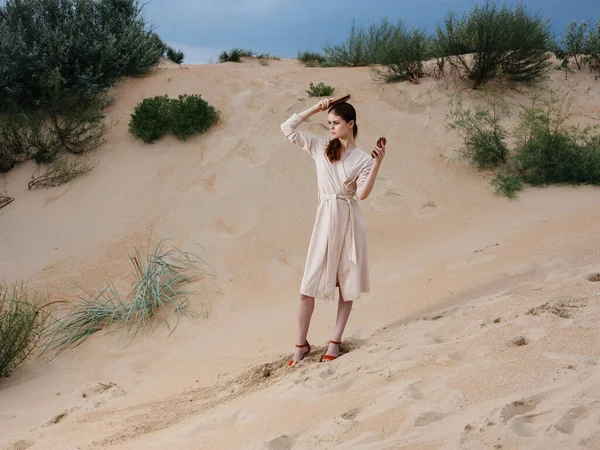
280, 97, 386, 366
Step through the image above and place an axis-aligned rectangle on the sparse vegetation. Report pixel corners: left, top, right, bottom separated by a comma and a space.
0, 282, 50, 377
44, 241, 210, 356
513, 96, 600, 186
323, 19, 370, 67
129, 95, 220, 143
306, 82, 335, 97
555, 20, 600, 79
28, 155, 96, 190
435, 1, 553, 88
490, 173, 523, 198
298, 51, 328, 67
372, 21, 431, 83
446, 95, 509, 169
166, 46, 185, 64
219, 48, 253, 63
448, 92, 600, 197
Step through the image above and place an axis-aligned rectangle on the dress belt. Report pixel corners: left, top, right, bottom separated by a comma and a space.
319, 193, 357, 264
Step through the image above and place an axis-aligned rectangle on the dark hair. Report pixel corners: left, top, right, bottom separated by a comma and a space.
325, 102, 358, 162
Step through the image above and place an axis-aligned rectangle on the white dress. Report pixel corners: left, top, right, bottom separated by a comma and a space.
281, 113, 374, 301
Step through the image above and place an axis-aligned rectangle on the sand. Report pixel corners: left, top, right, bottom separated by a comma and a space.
1, 57, 600, 450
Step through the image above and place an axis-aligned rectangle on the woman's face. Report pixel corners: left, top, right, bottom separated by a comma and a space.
328, 112, 353, 140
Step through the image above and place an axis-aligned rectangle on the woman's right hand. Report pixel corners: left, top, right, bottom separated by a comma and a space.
316, 97, 335, 111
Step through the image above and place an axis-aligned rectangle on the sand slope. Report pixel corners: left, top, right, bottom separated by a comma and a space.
1, 58, 600, 449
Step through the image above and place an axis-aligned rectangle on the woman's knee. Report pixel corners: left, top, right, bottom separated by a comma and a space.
300, 293, 314, 302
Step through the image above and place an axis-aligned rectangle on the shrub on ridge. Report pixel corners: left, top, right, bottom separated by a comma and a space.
166, 46, 185, 64
435, 1, 553, 88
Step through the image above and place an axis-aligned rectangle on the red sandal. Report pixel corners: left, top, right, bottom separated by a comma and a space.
288, 341, 311, 367
321, 340, 342, 361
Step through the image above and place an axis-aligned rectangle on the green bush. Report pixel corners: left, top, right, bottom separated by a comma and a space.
365, 19, 397, 65
560, 21, 588, 70
0, 0, 166, 113
166, 46, 185, 64
323, 19, 370, 67
447, 92, 600, 197
584, 21, 600, 78
372, 21, 431, 83
490, 173, 523, 198
218, 48, 253, 63
170, 95, 220, 140
129, 95, 220, 143
298, 51, 328, 67
128, 95, 173, 143
513, 97, 600, 186
306, 82, 335, 97
446, 95, 509, 169
436, 1, 552, 87
0, 282, 50, 377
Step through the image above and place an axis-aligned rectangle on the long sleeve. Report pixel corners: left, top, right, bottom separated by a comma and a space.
280, 113, 325, 159
356, 157, 374, 189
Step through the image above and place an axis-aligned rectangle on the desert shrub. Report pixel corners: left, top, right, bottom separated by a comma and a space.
446, 95, 509, 169
255, 53, 279, 66
218, 48, 253, 63
372, 22, 431, 83
0, 282, 50, 377
365, 19, 397, 65
28, 155, 96, 189
323, 19, 370, 67
560, 21, 589, 70
166, 46, 185, 64
0, 0, 166, 113
490, 173, 523, 198
128, 95, 173, 143
436, 1, 552, 88
306, 82, 335, 97
513, 96, 600, 186
129, 95, 219, 143
447, 92, 600, 197
170, 95, 220, 140
584, 21, 600, 79
44, 241, 210, 355
298, 51, 328, 67
0, 105, 108, 170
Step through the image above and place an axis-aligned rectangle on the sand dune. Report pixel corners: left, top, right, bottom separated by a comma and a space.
1, 57, 600, 449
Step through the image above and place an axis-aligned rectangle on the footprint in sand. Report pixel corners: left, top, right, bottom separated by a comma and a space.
264, 434, 296, 450
554, 405, 589, 434
585, 272, 600, 282
8, 440, 35, 450
411, 200, 446, 220
370, 188, 410, 212
414, 411, 448, 427
500, 397, 540, 422
526, 298, 587, 319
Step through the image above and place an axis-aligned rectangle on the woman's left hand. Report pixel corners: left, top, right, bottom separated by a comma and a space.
371, 143, 386, 164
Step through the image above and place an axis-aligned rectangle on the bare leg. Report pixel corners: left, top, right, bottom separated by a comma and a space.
324, 289, 353, 358
292, 294, 315, 362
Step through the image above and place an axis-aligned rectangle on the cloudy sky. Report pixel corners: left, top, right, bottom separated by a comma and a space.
141, 0, 600, 64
